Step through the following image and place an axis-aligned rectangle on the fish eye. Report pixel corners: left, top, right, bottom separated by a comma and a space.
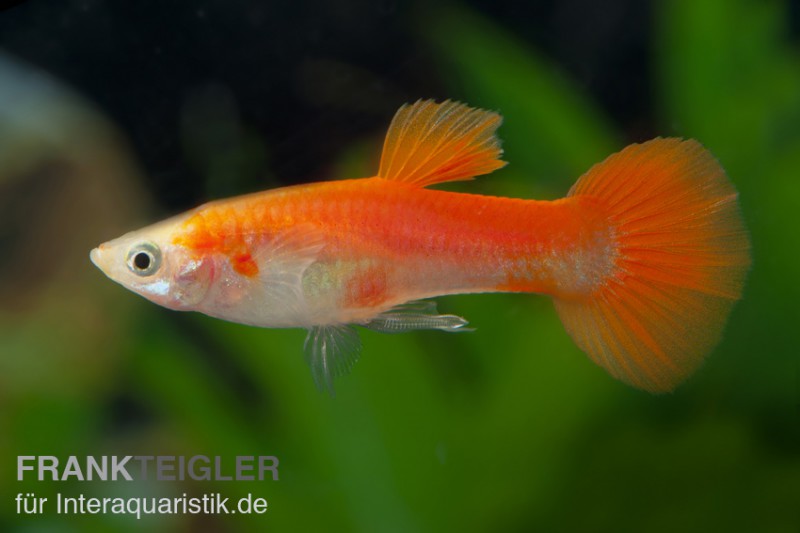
126, 242, 162, 277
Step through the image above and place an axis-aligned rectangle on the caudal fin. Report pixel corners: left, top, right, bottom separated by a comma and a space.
554, 138, 750, 392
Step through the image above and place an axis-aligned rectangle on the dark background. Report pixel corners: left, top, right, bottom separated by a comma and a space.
0, 0, 654, 204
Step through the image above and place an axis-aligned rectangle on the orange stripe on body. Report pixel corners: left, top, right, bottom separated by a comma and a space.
173, 204, 263, 277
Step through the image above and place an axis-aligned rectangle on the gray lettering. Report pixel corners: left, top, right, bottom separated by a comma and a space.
111, 456, 132, 481
17, 456, 35, 481
236, 456, 255, 481
189, 455, 210, 480
86, 456, 107, 481
214, 456, 231, 481
135, 455, 154, 480
259, 456, 279, 481
39, 456, 59, 481
157, 456, 175, 481
61, 456, 83, 481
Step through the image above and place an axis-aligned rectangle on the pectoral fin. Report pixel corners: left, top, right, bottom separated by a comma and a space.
252, 224, 326, 325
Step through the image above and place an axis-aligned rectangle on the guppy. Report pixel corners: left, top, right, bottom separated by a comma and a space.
91, 100, 750, 393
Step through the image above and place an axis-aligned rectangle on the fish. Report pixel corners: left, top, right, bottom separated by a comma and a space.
90, 99, 751, 393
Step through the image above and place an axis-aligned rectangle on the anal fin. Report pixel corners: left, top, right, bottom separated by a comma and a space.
364, 300, 472, 333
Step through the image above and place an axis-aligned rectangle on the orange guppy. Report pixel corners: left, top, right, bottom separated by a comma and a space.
91, 100, 751, 393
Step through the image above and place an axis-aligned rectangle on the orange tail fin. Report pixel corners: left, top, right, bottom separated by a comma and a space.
555, 138, 751, 392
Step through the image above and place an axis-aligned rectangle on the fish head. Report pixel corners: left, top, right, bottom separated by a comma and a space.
90, 215, 214, 310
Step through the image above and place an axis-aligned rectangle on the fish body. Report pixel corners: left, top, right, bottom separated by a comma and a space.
172, 179, 609, 323
91, 100, 750, 393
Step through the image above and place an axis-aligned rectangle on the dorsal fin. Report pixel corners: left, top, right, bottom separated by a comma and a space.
377, 99, 506, 187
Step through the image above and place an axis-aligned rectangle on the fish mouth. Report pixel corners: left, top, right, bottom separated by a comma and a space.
89, 245, 107, 271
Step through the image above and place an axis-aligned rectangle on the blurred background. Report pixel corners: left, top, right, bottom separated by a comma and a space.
1, 0, 797, 531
